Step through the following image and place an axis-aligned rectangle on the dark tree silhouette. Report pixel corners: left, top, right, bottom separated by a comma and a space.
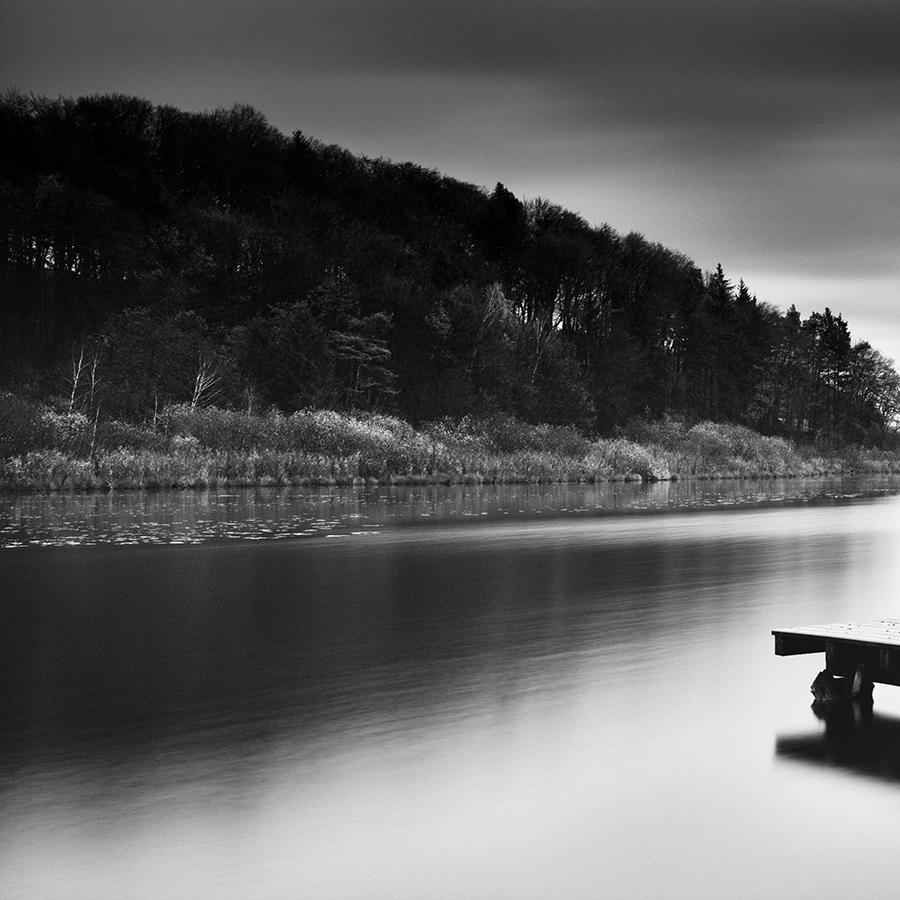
1, 90, 898, 446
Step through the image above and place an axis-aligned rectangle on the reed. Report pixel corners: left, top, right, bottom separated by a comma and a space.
2, 400, 899, 491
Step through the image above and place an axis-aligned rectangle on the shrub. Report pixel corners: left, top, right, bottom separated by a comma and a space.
585, 438, 672, 481
0, 392, 43, 455
98, 419, 167, 452
38, 409, 94, 456
1, 449, 100, 490
622, 414, 687, 449
157, 403, 273, 451
3, 390, 900, 490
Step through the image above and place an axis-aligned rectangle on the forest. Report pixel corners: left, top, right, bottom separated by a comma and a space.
2, 90, 899, 464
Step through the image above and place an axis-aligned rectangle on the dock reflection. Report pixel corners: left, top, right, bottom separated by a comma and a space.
777, 705, 900, 783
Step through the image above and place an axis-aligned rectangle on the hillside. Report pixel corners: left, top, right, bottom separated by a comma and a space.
1, 90, 898, 447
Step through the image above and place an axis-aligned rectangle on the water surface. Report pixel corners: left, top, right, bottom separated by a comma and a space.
2, 476, 898, 547
2, 478, 900, 897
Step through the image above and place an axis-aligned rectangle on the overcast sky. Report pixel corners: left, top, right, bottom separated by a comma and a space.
3, 0, 898, 361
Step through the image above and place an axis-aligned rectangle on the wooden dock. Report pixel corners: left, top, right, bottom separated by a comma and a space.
773, 619, 900, 688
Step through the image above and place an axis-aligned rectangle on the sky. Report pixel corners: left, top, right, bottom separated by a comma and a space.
2, 0, 898, 362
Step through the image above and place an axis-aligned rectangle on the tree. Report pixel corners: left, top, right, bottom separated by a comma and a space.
94, 308, 221, 420
480, 182, 527, 264
803, 308, 851, 444
4, 89, 900, 445
843, 343, 900, 443
235, 299, 333, 410
329, 313, 397, 410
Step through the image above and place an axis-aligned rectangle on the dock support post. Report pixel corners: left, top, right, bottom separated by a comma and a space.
810, 664, 874, 705
851, 663, 874, 702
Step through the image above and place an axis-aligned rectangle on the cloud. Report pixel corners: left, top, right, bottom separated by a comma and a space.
3, 0, 899, 350
7, 1, 900, 149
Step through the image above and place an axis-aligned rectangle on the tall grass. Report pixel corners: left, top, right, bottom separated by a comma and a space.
2, 398, 899, 491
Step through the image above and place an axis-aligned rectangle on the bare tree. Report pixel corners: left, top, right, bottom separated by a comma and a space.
67, 345, 86, 412
66, 342, 101, 413
88, 350, 100, 410
191, 354, 222, 410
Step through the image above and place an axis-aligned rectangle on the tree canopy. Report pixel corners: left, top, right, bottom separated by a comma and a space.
1, 90, 897, 446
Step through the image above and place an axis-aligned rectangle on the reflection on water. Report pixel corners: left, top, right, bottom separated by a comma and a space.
2, 482, 900, 897
778, 707, 900, 784
2, 475, 900, 547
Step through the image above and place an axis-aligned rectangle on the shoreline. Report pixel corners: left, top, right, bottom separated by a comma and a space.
3, 459, 899, 494
3, 405, 900, 493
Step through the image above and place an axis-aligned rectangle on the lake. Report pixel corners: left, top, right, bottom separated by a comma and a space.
2, 478, 900, 898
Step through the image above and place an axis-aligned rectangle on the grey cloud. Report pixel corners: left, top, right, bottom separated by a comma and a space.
4, 0, 900, 303
7, 0, 899, 150
11, 1, 900, 84
285, 0, 900, 93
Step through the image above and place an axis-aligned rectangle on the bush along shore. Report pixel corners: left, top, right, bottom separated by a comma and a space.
2, 398, 900, 492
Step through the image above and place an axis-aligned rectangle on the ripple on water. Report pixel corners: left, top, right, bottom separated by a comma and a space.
1, 476, 899, 548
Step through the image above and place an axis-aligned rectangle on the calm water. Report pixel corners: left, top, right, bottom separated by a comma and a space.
2, 479, 900, 898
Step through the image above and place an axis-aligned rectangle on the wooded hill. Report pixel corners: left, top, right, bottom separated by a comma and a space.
2, 91, 898, 446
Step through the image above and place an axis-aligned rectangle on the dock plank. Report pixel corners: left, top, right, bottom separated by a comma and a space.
773, 619, 900, 687
774, 621, 900, 646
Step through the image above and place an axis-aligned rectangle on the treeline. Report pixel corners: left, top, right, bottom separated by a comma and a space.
1, 91, 899, 446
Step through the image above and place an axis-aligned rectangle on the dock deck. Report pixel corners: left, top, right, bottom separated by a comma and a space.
773, 619, 900, 686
